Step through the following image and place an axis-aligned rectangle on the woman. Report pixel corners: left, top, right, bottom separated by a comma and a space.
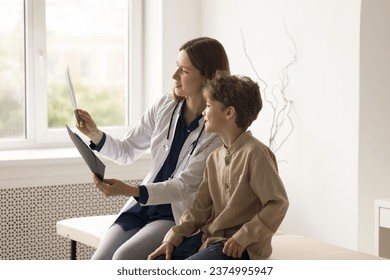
76, 37, 230, 259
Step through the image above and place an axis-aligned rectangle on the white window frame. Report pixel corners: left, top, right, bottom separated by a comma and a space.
0, 0, 143, 150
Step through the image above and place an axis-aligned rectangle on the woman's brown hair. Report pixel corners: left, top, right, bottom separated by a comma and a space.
173, 37, 230, 101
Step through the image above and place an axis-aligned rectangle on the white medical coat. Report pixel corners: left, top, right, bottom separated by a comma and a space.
97, 93, 222, 224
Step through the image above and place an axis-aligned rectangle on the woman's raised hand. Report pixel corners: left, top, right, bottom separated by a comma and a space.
76, 109, 103, 145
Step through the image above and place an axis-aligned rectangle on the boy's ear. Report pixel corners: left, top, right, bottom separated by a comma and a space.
225, 106, 236, 120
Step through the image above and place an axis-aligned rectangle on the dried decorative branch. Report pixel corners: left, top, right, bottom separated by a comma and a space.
241, 20, 297, 153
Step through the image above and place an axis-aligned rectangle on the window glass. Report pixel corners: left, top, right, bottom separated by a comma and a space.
0, 0, 25, 138
45, 0, 128, 128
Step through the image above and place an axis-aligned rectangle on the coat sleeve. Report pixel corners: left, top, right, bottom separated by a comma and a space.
96, 96, 160, 165
143, 133, 221, 205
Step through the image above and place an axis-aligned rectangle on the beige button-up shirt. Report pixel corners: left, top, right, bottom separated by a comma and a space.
164, 132, 289, 259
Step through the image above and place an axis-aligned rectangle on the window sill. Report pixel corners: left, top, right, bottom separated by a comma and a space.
0, 147, 81, 164
0, 148, 150, 189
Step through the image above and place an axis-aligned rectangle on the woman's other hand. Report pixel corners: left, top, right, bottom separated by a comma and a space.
76, 109, 103, 145
92, 174, 140, 197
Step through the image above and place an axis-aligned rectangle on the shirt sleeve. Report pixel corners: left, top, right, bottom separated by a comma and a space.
233, 153, 289, 248
136, 185, 149, 204
163, 166, 213, 247
89, 132, 106, 152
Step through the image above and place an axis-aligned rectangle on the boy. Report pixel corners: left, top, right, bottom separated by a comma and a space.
148, 71, 289, 260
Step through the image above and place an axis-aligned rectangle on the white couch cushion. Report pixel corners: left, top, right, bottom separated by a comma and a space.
270, 234, 382, 260
56, 215, 116, 248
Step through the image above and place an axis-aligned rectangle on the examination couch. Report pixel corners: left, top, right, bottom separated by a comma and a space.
56, 215, 383, 260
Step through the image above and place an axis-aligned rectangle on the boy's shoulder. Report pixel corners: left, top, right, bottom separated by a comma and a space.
237, 132, 278, 162
208, 132, 278, 170
213, 131, 274, 158
241, 131, 270, 149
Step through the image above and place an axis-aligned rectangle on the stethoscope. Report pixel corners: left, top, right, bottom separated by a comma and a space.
162, 100, 205, 157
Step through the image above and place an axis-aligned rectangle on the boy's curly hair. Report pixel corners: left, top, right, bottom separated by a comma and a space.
204, 71, 262, 130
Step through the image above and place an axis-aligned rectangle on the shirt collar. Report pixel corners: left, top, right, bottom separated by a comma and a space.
224, 131, 252, 154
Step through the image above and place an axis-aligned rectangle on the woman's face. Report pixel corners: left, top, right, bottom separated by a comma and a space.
172, 50, 205, 98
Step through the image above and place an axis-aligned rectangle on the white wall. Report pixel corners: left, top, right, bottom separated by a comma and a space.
143, 0, 201, 107
359, 0, 390, 254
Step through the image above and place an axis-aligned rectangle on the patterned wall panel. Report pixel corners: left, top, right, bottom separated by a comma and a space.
0, 180, 140, 260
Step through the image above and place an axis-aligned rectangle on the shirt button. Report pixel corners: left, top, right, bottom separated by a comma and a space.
225, 184, 229, 189
225, 158, 230, 165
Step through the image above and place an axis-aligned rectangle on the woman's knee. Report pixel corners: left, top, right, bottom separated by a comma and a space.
112, 243, 149, 260
92, 224, 139, 260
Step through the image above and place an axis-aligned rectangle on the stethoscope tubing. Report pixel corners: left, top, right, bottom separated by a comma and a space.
164, 99, 205, 156
166, 100, 182, 142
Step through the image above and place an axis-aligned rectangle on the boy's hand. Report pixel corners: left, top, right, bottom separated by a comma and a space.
148, 242, 175, 260
223, 237, 245, 258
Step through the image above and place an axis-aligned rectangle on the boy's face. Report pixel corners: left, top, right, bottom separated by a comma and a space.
202, 90, 227, 134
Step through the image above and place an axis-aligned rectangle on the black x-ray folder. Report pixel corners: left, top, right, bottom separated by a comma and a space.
66, 125, 105, 181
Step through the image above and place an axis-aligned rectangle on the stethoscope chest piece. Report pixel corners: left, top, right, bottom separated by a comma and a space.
162, 99, 205, 155
162, 100, 181, 152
